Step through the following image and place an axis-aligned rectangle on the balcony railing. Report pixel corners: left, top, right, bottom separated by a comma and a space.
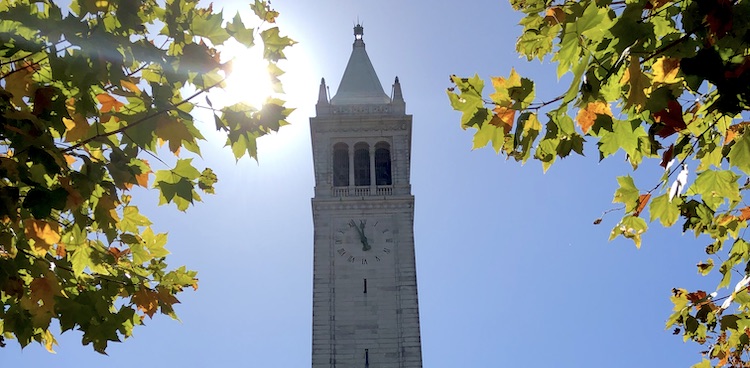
331, 185, 393, 197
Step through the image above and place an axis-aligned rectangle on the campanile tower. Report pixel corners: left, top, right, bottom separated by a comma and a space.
309, 25, 423, 367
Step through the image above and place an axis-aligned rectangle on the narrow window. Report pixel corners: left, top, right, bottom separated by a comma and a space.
365, 349, 370, 367
354, 142, 370, 186
374, 142, 391, 185
333, 143, 349, 187
363, 278, 367, 294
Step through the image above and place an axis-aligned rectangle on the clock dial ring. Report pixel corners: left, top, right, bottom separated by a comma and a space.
334, 218, 394, 266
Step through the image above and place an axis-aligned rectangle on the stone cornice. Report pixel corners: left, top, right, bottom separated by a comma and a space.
312, 196, 414, 212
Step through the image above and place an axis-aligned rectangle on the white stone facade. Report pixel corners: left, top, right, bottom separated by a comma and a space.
310, 25, 422, 368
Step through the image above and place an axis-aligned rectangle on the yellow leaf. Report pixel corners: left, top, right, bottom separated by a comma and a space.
120, 79, 141, 95
95, 93, 124, 113
40, 328, 58, 353
576, 101, 612, 134
652, 57, 681, 84
24, 219, 61, 256
489, 69, 522, 104
621, 56, 650, 111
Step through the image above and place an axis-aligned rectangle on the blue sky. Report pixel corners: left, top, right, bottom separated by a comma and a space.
5, 0, 717, 366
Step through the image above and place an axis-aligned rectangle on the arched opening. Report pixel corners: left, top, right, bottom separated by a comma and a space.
333, 143, 349, 187
374, 142, 392, 186
353, 142, 370, 186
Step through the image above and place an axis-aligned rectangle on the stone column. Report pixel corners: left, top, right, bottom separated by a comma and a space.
369, 146, 376, 193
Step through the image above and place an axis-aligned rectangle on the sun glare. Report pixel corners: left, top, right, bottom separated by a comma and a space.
217, 41, 275, 108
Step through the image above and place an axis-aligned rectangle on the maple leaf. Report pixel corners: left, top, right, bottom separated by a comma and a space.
155, 116, 194, 155
95, 93, 124, 113
32, 87, 57, 116
660, 144, 674, 169
653, 100, 687, 138
634, 193, 651, 217
544, 6, 566, 24
621, 57, 649, 110
3, 65, 34, 107
132, 288, 159, 318
20, 274, 62, 328
59, 176, 84, 210
489, 105, 515, 134
24, 219, 61, 256
725, 122, 750, 145
738, 207, 750, 221
120, 79, 141, 95
576, 101, 612, 134
651, 57, 681, 84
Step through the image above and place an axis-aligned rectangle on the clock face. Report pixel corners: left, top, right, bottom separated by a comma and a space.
334, 218, 394, 266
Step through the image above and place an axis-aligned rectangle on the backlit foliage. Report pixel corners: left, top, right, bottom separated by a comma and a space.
0, 0, 293, 353
448, 0, 750, 366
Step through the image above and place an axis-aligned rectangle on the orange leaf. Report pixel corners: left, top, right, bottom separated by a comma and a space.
489, 106, 515, 134
634, 193, 651, 217
576, 101, 612, 134
96, 93, 124, 113
544, 6, 566, 24
24, 219, 61, 256
725, 121, 750, 145
108, 246, 131, 260
55, 243, 66, 258
120, 79, 141, 95
739, 207, 750, 221
686, 290, 707, 304
132, 288, 159, 318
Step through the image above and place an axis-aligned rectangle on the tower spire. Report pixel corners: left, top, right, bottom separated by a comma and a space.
330, 24, 390, 105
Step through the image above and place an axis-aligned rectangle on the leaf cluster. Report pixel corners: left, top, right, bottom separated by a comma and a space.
0, 0, 293, 353
448, 0, 750, 365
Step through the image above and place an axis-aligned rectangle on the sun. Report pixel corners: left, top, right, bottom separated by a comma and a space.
214, 40, 276, 108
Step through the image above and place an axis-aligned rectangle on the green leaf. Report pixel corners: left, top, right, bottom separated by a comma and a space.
119, 206, 152, 233
69, 240, 94, 278
613, 175, 640, 212
687, 170, 741, 211
690, 359, 711, 368
609, 215, 648, 248
649, 193, 679, 227
191, 10, 230, 44
142, 227, 169, 259
729, 133, 750, 176
260, 27, 295, 62
597, 120, 647, 159
226, 12, 254, 47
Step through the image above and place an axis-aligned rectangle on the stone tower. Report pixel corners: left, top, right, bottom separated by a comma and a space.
310, 24, 423, 367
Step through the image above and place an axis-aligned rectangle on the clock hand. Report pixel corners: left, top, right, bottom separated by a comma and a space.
358, 220, 371, 251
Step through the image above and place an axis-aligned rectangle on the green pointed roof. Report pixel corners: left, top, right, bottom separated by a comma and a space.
330, 25, 391, 105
